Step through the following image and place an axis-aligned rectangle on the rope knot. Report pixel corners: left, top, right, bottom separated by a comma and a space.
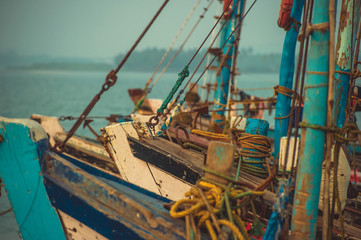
298, 122, 360, 144
273, 85, 295, 98
297, 22, 329, 41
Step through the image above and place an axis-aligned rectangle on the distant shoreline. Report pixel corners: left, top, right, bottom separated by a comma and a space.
0, 47, 282, 74
3, 62, 280, 73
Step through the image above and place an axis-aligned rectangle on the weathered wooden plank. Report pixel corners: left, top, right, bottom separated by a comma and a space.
142, 136, 276, 204
54, 133, 118, 173
44, 152, 189, 240
103, 122, 192, 200
205, 141, 235, 185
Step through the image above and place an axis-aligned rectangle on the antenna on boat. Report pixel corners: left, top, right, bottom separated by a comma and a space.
54, 0, 170, 151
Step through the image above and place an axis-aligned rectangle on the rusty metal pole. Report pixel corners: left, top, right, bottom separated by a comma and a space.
290, 0, 330, 238
334, 0, 361, 128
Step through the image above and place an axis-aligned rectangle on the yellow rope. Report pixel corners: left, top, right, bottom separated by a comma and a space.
205, 220, 217, 240
237, 133, 272, 158
218, 219, 245, 240
170, 178, 265, 239
191, 129, 231, 141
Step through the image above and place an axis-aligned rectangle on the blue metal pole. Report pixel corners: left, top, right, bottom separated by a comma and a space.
274, 0, 304, 158
212, 0, 245, 132
290, 0, 329, 239
333, 0, 361, 127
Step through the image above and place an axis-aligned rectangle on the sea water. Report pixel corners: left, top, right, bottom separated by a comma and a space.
0, 69, 278, 239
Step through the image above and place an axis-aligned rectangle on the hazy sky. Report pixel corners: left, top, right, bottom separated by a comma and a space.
0, 0, 285, 59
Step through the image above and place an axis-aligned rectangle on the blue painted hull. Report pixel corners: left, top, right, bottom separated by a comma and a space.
0, 118, 191, 240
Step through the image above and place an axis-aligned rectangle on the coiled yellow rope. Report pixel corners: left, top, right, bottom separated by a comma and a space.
170, 178, 265, 239
237, 133, 271, 158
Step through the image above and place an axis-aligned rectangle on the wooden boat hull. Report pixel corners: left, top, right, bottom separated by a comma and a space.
0, 117, 190, 240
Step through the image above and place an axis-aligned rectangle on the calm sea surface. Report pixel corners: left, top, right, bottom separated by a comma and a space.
0, 69, 278, 239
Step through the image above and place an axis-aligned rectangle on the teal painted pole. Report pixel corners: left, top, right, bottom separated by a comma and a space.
212, 0, 245, 131
334, 0, 361, 127
274, 0, 304, 157
290, 0, 330, 239
0, 118, 66, 240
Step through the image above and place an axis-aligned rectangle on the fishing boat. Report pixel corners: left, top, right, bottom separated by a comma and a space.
1, 0, 361, 239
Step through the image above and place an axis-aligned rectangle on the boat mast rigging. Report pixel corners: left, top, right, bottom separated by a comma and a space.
132, 0, 213, 114
55, 0, 170, 150
180, 0, 259, 108
147, 0, 234, 127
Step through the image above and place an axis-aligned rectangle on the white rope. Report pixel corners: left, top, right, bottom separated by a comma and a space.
148, 0, 202, 83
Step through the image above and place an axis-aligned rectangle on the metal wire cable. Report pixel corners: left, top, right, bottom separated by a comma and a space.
147, 0, 202, 86
183, 0, 259, 102
150, 0, 216, 89
186, 0, 233, 67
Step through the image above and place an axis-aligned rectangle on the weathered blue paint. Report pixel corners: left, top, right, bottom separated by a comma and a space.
43, 152, 189, 240
274, 0, 305, 157
59, 153, 170, 203
212, 0, 245, 129
0, 118, 66, 240
290, 0, 329, 238
245, 118, 269, 136
333, 0, 361, 127
267, 128, 275, 140
215, 145, 226, 161
243, 118, 269, 168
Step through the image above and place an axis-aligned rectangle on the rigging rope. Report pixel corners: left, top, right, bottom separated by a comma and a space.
57, 0, 170, 149
150, 0, 216, 90
147, 0, 201, 88
150, 0, 260, 132
133, 0, 214, 114
186, 0, 233, 67
182, 0, 259, 104
201, 1, 222, 100
147, 0, 234, 127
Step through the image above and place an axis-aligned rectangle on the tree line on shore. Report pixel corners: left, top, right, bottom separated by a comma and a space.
114, 47, 281, 73
1, 47, 281, 73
